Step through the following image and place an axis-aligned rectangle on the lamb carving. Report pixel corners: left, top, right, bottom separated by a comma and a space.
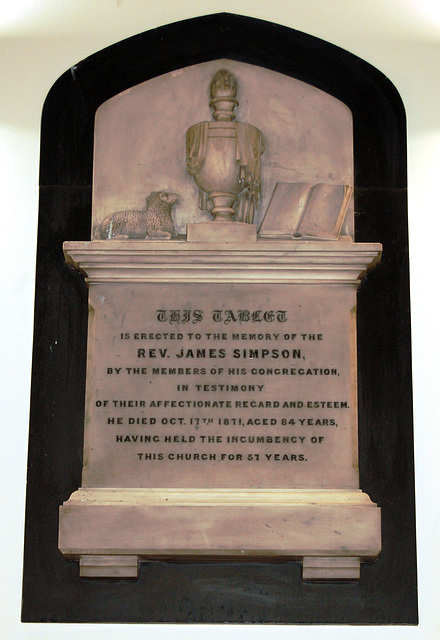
95, 191, 178, 239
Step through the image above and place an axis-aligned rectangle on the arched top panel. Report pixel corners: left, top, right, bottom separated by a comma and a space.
92, 59, 354, 235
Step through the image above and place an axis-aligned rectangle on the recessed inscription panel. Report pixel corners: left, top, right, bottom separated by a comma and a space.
83, 282, 357, 489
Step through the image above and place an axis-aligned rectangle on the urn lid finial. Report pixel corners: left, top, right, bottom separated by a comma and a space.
209, 69, 239, 122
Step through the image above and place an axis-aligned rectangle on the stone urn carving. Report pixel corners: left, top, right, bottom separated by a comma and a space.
186, 69, 265, 223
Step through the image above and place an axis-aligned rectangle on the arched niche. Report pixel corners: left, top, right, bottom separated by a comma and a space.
23, 13, 415, 625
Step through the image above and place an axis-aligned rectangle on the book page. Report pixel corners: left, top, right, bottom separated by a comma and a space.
258, 182, 312, 235
298, 184, 352, 239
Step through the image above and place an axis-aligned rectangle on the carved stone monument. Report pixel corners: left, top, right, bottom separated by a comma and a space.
59, 62, 382, 580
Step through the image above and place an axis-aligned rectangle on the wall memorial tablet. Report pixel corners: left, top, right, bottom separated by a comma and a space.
58, 60, 382, 581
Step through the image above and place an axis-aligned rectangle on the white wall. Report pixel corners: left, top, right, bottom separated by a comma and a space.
1, 1, 439, 638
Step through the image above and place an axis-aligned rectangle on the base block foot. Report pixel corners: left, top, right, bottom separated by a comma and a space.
302, 556, 360, 580
79, 555, 139, 578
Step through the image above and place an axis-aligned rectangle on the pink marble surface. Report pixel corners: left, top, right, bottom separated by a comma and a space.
82, 281, 358, 489
92, 60, 353, 236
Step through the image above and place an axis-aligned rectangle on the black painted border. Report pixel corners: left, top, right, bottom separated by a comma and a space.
22, 13, 417, 623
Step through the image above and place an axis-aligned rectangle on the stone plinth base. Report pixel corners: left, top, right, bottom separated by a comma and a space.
59, 488, 381, 579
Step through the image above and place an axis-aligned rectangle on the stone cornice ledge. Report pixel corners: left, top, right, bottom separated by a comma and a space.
63, 239, 382, 285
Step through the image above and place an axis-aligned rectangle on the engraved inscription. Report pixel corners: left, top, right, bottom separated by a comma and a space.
83, 283, 357, 489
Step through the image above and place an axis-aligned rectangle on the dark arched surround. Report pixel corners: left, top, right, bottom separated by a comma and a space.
40, 13, 406, 196
23, 13, 415, 623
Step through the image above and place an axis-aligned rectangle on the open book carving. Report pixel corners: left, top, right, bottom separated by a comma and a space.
259, 182, 353, 240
